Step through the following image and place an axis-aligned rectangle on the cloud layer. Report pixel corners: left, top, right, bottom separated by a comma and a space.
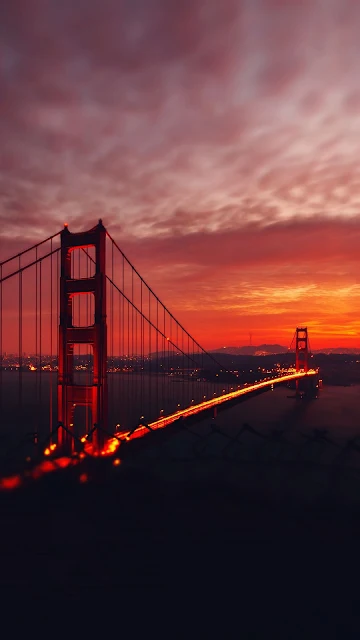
1, 0, 360, 347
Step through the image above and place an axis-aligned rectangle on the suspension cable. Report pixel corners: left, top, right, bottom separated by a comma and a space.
104, 269, 201, 367
106, 231, 230, 372
0, 247, 61, 284
83, 244, 231, 376
0, 231, 61, 268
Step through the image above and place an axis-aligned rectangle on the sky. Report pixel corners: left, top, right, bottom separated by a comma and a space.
1, 0, 360, 350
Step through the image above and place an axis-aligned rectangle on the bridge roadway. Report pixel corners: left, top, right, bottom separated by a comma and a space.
110, 369, 318, 447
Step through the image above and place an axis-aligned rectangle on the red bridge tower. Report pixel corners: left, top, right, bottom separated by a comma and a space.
58, 220, 107, 452
295, 327, 309, 372
295, 327, 309, 398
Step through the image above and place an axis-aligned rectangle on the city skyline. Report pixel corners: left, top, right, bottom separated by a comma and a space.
1, 1, 360, 348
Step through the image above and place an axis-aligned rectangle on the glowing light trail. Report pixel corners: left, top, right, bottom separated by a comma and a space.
0, 369, 318, 490
110, 369, 318, 444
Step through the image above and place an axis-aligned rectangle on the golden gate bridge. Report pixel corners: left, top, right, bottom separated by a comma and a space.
0, 220, 318, 471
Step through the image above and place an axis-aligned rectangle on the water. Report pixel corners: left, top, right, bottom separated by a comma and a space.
1, 372, 359, 447
212, 384, 360, 444
0, 371, 230, 443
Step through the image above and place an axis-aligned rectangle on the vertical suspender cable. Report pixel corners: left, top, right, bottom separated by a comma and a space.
111, 241, 114, 371
109, 259, 113, 432
119, 291, 124, 430
56, 247, 59, 432
85, 249, 88, 434
127, 268, 131, 422
148, 289, 151, 421
187, 334, 190, 408
131, 269, 134, 423
35, 249, 38, 434
163, 306, 166, 416
18, 256, 22, 410
181, 327, 185, 406
39, 259, 42, 435
176, 322, 179, 407
202, 344, 205, 402
120, 255, 124, 428
78, 249, 80, 401
168, 315, 171, 411
0, 264, 2, 417
156, 299, 159, 417
50, 239, 53, 435
134, 270, 138, 424
122, 253, 125, 363
193, 338, 195, 402
134, 280, 138, 421
140, 279, 143, 418
177, 325, 180, 404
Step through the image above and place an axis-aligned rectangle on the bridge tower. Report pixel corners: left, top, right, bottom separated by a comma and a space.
58, 220, 107, 452
295, 327, 309, 373
295, 327, 309, 398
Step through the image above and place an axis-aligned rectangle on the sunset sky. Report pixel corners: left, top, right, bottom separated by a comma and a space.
1, 0, 360, 350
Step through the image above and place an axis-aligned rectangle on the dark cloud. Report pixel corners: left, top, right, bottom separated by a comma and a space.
120, 216, 360, 273
1, 0, 360, 345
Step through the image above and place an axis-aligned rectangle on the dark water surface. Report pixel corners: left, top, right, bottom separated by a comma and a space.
1, 371, 359, 448
213, 382, 360, 443
0, 371, 233, 442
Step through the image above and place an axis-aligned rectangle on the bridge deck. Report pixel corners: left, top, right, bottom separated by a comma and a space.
114, 369, 318, 444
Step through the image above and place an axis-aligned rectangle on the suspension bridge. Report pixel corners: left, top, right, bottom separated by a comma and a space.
0, 220, 318, 468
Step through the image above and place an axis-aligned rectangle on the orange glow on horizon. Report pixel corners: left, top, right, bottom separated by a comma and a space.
1, 223, 360, 353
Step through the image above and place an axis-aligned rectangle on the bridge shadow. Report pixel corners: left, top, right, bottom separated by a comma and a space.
114, 390, 360, 511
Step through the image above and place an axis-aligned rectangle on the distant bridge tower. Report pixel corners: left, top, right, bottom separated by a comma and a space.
295, 327, 309, 372
295, 326, 309, 398
58, 220, 107, 452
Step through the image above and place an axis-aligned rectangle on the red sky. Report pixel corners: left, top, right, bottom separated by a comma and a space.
1, 0, 360, 350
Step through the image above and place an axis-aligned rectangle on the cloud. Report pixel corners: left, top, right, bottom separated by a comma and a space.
119, 216, 360, 274
1, 1, 360, 346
